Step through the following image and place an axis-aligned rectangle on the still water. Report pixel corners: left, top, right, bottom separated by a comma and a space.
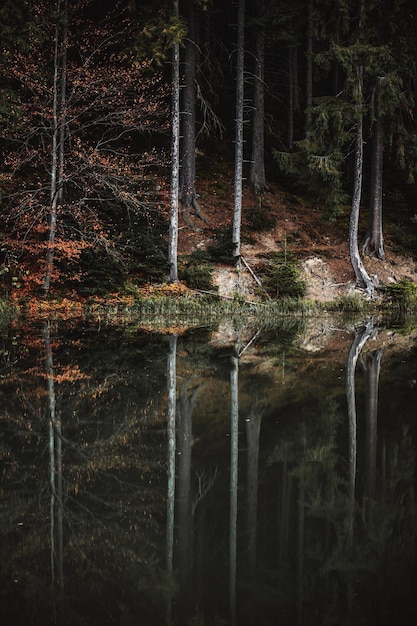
1, 317, 417, 625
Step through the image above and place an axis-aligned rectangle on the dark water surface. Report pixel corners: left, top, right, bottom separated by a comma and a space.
1, 318, 417, 625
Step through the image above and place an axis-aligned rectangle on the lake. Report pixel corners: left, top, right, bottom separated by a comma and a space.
1, 316, 417, 625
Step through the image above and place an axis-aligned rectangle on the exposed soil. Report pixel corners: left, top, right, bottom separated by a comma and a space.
176, 175, 417, 302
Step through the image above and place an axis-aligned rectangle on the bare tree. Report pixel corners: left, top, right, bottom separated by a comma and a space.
44, 0, 68, 295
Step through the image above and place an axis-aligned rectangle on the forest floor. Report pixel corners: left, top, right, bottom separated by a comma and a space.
175, 172, 417, 303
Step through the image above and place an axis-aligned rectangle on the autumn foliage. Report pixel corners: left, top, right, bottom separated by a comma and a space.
1, 0, 170, 298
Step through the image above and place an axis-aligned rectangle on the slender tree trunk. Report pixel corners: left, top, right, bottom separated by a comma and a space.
349, 66, 374, 295
44, 0, 68, 295
232, 0, 245, 261
181, 0, 197, 221
363, 79, 385, 259
305, 0, 313, 134
288, 41, 300, 148
168, 0, 180, 283
250, 2, 266, 196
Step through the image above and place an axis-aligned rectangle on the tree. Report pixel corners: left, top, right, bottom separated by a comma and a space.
44, 0, 68, 295
249, 0, 266, 196
180, 0, 207, 229
232, 0, 245, 261
168, 0, 181, 283
349, 64, 374, 294
363, 76, 385, 259
1, 0, 169, 295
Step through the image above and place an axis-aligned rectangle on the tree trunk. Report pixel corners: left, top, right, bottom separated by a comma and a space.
180, 0, 207, 229
287, 45, 296, 150
305, 0, 313, 134
349, 66, 374, 295
250, 3, 266, 196
232, 0, 245, 260
168, 0, 180, 283
44, 0, 68, 295
363, 81, 385, 259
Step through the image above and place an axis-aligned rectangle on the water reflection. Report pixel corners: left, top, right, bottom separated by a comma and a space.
1, 319, 417, 625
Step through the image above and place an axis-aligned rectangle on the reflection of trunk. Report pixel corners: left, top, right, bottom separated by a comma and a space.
346, 322, 373, 545
361, 349, 383, 521
246, 405, 262, 574
230, 355, 239, 626
166, 335, 177, 625
278, 459, 292, 566
177, 379, 198, 619
43, 322, 64, 598
297, 424, 306, 626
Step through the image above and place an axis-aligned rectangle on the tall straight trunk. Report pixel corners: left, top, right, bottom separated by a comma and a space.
305, 0, 313, 134
180, 0, 197, 221
250, 3, 266, 196
168, 0, 180, 282
349, 66, 374, 295
44, 0, 67, 295
363, 79, 385, 259
232, 0, 245, 260
287, 45, 297, 150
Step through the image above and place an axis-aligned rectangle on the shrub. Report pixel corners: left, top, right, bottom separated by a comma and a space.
384, 279, 417, 311
260, 252, 306, 298
180, 249, 216, 292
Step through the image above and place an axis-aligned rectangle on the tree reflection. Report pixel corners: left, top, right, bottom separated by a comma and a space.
361, 348, 383, 520
229, 350, 239, 626
346, 321, 373, 539
43, 321, 64, 621
165, 335, 177, 625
